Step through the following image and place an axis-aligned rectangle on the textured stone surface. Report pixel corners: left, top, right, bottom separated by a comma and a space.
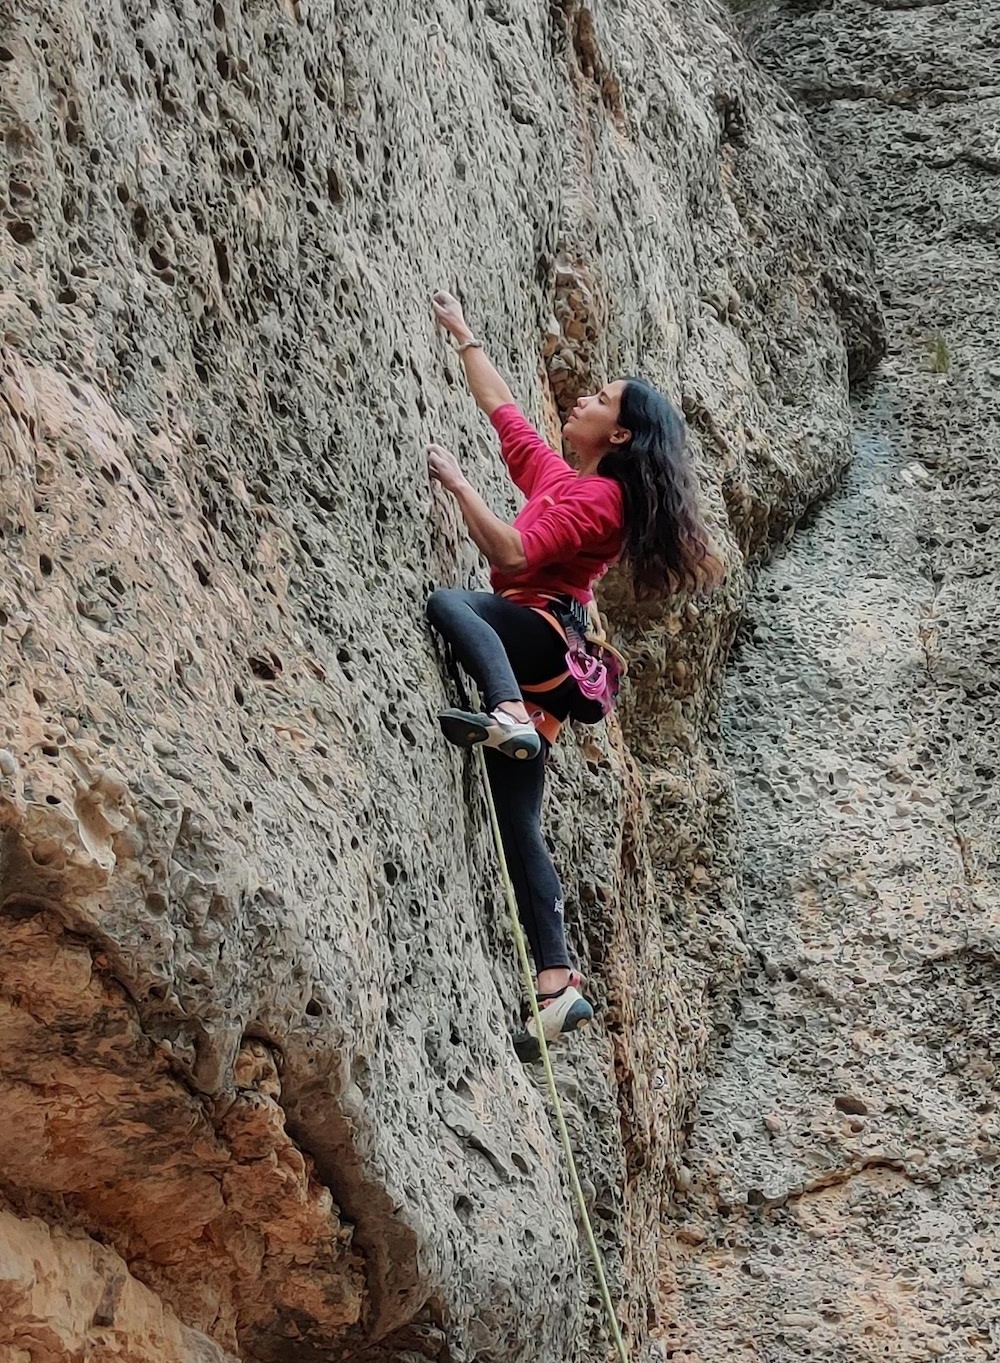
665, 2, 1000, 1359
0, 1208, 238, 1363
0, 1, 881, 1359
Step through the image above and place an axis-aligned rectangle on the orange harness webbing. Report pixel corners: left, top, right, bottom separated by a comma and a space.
499, 591, 571, 747
497, 589, 626, 748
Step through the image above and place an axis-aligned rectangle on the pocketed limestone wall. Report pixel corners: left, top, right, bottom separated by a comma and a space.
0, 1, 881, 1358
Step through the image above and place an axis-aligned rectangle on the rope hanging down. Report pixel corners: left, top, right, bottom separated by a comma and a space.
476, 746, 631, 1363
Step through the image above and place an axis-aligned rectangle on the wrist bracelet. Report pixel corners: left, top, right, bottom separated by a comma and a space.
456, 337, 483, 353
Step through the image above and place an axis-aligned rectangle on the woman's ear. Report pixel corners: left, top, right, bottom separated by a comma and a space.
609, 426, 630, 447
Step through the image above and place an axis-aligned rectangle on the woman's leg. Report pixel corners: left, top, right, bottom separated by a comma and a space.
429, 589, 574, 986
483, 744, 571, 980
426, 589, 566, 714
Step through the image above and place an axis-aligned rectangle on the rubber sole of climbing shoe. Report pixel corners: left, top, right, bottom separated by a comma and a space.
513, 992, 595, 1064
438, 708, 541, 761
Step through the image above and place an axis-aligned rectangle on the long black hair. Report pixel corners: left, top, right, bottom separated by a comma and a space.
598, 377, 719, 598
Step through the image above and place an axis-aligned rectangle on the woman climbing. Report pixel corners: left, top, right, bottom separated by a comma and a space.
426, 289, 719, 1061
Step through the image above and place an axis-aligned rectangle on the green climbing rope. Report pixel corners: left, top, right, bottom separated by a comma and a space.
476, 746, 631, 1363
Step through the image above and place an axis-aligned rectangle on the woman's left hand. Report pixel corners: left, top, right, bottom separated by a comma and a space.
427, 443, 468, 494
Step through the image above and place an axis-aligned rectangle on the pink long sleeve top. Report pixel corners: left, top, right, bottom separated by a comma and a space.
487, 403, 624, 607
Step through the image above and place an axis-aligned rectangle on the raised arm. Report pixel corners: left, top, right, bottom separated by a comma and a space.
431, 289, 572, 498
432, 291, 514, 416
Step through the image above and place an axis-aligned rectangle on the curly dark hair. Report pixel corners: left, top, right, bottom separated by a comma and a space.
598, 378, 719, 598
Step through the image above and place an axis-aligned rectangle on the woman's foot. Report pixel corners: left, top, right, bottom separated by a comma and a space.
438, 707, 541, 760
537, 967, 581, 998
513, 983, 594, 1063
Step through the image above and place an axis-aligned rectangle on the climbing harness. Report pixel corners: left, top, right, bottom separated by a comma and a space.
476, 744, 631, 1363
499, 590, 627, 744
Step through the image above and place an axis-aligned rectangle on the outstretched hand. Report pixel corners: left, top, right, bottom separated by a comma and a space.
431, 290, 468, 339
427, 442, 467, 494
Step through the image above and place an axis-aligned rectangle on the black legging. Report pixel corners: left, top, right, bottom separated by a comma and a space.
426, 588, 602, 972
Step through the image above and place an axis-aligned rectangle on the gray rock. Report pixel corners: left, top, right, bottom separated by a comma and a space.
0, 0, 882, 1359
670, 2, 1000, 1360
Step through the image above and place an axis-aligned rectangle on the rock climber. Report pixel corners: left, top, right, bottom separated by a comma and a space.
426, 289, 720, 1061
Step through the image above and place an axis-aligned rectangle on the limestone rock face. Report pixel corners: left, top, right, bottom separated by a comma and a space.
0, 1209, 239, 1363
666, 3, 1000, 1360
0, 1, 880, 1359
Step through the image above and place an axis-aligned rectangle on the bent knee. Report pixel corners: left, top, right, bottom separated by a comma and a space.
426, 587, 453, 624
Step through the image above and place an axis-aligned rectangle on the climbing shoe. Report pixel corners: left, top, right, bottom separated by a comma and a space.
513, 985, 594, 1063
438, 707, 541, 761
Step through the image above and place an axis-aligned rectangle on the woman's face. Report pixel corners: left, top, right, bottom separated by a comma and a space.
563, 380, 629, 452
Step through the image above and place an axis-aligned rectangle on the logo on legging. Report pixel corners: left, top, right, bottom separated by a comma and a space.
554, 897, 565, 917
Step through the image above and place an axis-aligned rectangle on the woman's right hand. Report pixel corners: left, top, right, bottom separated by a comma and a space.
432, 290, 470, 340
427, 442, 468, 494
